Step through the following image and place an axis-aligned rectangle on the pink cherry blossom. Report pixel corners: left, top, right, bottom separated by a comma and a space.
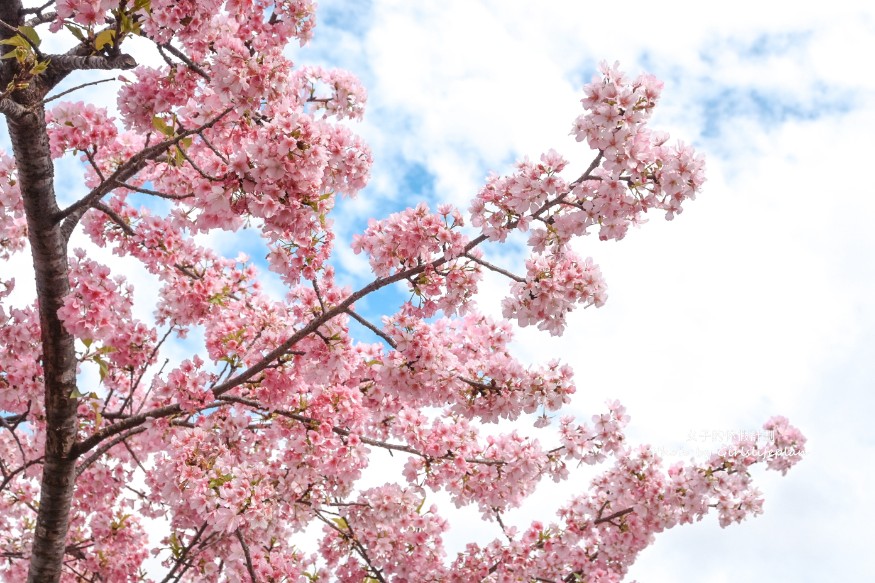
0, 5, 802, 582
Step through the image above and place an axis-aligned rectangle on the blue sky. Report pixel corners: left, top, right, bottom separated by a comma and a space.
2, 1, 874, 580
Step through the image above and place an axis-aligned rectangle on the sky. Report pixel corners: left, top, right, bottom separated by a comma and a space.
2, 1, 874, 581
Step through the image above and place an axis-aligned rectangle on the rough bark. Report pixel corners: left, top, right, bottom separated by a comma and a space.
1, 2, 79, 582
11, 104, 80, 583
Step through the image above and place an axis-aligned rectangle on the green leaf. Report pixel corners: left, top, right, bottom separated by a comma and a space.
93, 355, 110, 381
30, 59, 50, 75
110, 513, 131, 531
0, 35, 29, 49
69, 387, 86, 399
65, 24, 86, 42
208, 473, 234, 490
151, 115, 174, 137
18, 26, 40, 47
168, 532, 182, 558
94, 29, 115, 51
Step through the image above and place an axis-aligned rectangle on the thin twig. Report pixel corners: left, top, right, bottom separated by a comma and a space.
158, 43, 210, 80
464, 253, 525, 283
113, 181, 193, 200
92, 202, 135, 235
56, 107, 234, 235
217, 394, 506, 467
234, 530, 258, 583
197, 130, 229, 164
44, 77, 117, 104
159, 523, 209, 583
344, 308, 396, 348
0, 18, 44, 58
176, 143, 223, 181
75, 426, 147, 477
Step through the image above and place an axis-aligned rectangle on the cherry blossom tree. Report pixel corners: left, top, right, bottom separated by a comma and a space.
0, 1, 806, 582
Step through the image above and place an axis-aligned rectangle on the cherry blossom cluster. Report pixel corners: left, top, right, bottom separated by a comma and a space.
116, 66, 202, 134
0, 2, 806, 579
292, 65, 368, 121
353, 202, 469, 277
440, 417, 802, 581
571, 62, 706, 228
45, 101, 118, 158
0, 282, 42, 416
52, 0, 117, 30
502, 248, 608, 335
353, 204, 482, 315
471, 62, 704, 250
318, 485, 448, 582
470, 149, 570, 243
558, 400, 629, 464
762, 415, 807, 475
0, 152, 26, 260
58, 251, 157, 369
373, 311, 576, 422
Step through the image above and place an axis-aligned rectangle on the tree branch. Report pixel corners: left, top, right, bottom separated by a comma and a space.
234, 530, 257, 583
113, 181, 193, 200
74, 426, 146, 478
464, 253, 524, 283
0, 96, 33, 120
158, 523, 209, 583
45, 53, 137, 72
344, 308, 396, 348
92, 202, 135, 236
44, 77, 116, 104
56, 107, 234, 241
217, 394, 506, 467
157, 43, 210, 80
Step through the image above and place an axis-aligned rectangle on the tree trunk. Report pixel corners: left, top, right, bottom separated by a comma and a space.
1, 3, 81, 582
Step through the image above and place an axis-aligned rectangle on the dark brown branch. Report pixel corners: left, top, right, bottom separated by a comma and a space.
22, 1, 55, 15
217, 394, 505, 467
571, 150, 604, 188
44, 77, 116, 104
593, 504, 634, 526
344, 308, 396, 348
158, 43, 210, 80
92, 202, 135, 236
464, 253, 525, 283
69, 152, 601, 459
45, 53, 136, 72
114, 181, 193, 200
197, 130, 228, 163
75, 426, 146, 478
0, 97, 33, 120
175, 143, 222, 181
0, 402, 32, 468
0, 458, 43, 494
234, 530, 257, 583
0, 17, 43, 58
5, 22, 81, 577
72, 403, 183, 456
83, 148, 105, 182
158, 523, 209, 583
314, 510, 387, 583
56, 107, 234, 240
24, 10, 56, 27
